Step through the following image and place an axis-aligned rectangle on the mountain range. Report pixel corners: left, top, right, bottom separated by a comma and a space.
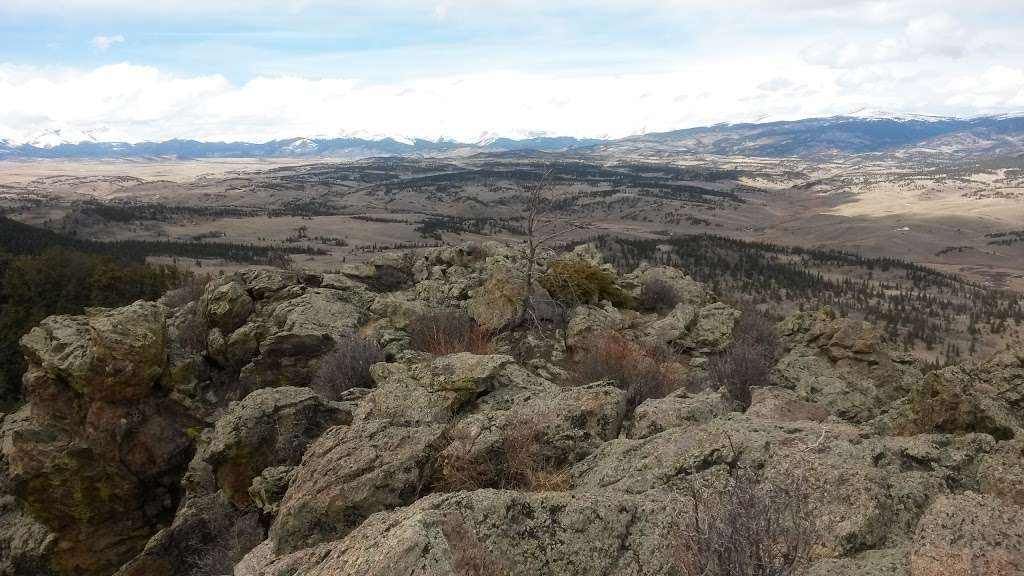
3, 112, 1024, 160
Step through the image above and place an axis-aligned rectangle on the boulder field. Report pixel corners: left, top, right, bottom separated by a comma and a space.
1, 242, 1021, 576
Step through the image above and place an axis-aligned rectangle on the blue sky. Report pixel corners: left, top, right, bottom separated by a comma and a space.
1, 0, 1023, 143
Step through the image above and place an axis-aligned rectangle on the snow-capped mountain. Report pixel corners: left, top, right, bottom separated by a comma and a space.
842, 108, 959, 123
281, 138, 321, 154
21, 128, 101, 148
2, 113, 1024, 159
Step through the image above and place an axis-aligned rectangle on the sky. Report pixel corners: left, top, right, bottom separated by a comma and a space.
1, 0, 1023, 144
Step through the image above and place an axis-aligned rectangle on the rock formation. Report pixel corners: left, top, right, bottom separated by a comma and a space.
0, 242, 1020, 576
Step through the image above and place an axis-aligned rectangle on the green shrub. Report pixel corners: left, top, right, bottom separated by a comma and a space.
540, 259, 630, 307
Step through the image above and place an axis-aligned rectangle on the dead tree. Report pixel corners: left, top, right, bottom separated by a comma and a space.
515, 167, 585, 327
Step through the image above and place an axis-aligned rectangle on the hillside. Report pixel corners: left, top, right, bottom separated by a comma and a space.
1, 243, 1022, 576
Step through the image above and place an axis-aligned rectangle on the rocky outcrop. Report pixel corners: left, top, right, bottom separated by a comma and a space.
338, 251, 416, 291
626, 390, 733, 439
1, 248, 1022, 576
566, 304, 633, 351
116, 386, 349, 576
622, 264, 712, 308
0, 420, 55, 576
906, 340, 1024, 439
468, 265, 530, 332
19, 301, 167, 403
356, 353, 516, 425
439, 381, 628, 481
254, 490, 690, 576
269, 353, 544, 555
269, 420, 448, 555
910, 493, 1024, 576
2, 303, 197, 576
641, 300, 739, 353
773, 308, 922, 423
745, 386, 831, 423
571, 414, 996, 560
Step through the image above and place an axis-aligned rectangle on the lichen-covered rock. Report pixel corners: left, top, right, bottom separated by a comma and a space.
19, 301, 167, 403
114, 491, 263, 576
571, 414, 948, 559
977, 439, 1024, 506
237, 332, 334, 390
191, 387, 352, 506
339, 252, 416, 291
249, 466, 296, 518
466, 265, 556, 332
0, 493, 55, 576
2, 400, 190, 576
681, 302, 740, 353
439, 382, 627, 482
642, 302, 698, 346
0, 421, 56, 576
356, 353, 516, 425
566, 304, 632, 351
773, 309, 922, 423
269, 420, 448, 554
626, 390, 732, 439
201, 281, 253, 335
467, 265, 528, 332
260, 490, 690, 576
746, 386, 831, 423
808, 547, 910, 576
622, 264, 712, 308
910, 493, 1024, 576
116, 387, 346, 576
267, 289, 366, 339
2, 301, 196, 576
369, 293, 430, 329
908, 364, 1021, 439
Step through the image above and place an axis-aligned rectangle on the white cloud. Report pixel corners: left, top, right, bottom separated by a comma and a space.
92, 34, 125, 50
1, 57, 1022, 145
802, 13, 967, 68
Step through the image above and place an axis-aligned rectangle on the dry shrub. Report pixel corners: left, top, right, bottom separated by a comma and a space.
573, 333, 680, 409
311, 337, 384, 399
637, 277, 679, 312
177, 305, 209, 353
439, 418, 570, 492
408, 310, 495, 355
677, 467, 816, 576
163, 272, 212, 308
440, 514, 510, 576
540, 258, 631, 308
705, 307, 780, 409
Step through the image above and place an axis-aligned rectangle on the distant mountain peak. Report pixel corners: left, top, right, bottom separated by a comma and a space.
842, 108, 958, 122
23, 127, 101, 148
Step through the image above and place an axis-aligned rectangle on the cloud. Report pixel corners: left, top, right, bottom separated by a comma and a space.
92, 34, 125, 50
1, 58, 1022, 145
802, 13, 969, 68
758, 78, 797, 92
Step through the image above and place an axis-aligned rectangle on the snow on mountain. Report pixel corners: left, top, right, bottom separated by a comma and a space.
283, 138, 320, 153
23, 128, 100, 148
843, 108, 958, 122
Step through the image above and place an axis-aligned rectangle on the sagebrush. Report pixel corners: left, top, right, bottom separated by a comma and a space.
439, 417, 570, 492
573, 333, 680, 409
312, 337, 385, 399
677, 467, 816, 576
408, 310, 494, 355
705, 307, 779, 408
